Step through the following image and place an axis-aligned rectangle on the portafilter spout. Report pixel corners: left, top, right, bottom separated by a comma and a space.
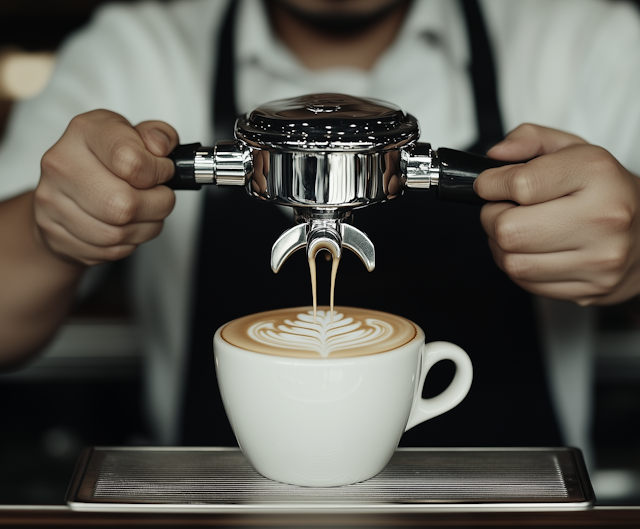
272, 210, 375, 273
166, 93, 516, 272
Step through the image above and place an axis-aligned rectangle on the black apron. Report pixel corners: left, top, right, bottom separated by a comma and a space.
181, 0, 563, 447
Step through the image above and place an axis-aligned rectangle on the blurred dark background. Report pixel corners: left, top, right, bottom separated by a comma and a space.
1, 0, 640, 506
0, 0, 128, 50
3, 0, 640, 49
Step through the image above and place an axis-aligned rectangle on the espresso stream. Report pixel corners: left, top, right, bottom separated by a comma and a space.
221, 246, 416, 358
308, 253, 340, 322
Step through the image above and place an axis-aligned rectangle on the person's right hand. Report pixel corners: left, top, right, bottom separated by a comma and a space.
34, 110, 178, 266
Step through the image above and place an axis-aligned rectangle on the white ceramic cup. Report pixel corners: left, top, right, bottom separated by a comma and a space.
214, 318, 472, 487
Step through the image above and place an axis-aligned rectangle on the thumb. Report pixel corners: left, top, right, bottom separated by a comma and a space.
487, 123, 587, 161
135, 120, 180, 157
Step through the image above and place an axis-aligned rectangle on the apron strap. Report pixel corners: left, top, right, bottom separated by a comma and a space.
460, 0, 505, 154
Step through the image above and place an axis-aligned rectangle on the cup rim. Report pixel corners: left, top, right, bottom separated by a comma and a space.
213, 317, 425, 364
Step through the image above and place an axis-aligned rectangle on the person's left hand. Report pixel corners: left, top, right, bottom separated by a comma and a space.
474, 123, 640, 306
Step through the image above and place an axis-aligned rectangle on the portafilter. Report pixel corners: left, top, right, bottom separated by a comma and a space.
167, 93, 512, 273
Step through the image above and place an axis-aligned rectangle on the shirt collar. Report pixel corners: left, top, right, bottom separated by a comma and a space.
236, 0, 470, 77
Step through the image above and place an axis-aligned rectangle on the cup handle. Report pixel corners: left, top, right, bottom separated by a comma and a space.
405, 341, 473, 431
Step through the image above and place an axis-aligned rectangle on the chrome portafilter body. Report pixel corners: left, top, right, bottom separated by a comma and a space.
168, 93, 511, 272
238, 94, 416, 271
249, 147, 404, 271
247, 149, 405, 210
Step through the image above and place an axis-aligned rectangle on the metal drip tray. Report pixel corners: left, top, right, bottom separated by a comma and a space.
66, 447, 595, 513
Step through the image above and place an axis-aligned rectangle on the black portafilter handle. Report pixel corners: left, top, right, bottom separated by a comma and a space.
434, 147, 517, 205
165, 143, 204, 190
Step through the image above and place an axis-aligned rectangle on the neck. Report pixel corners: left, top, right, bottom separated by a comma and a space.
267, 0, 410, 71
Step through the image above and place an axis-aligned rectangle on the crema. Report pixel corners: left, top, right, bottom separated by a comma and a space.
221, 306, 416, 359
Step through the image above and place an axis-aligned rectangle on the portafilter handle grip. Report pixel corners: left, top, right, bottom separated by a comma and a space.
166, 143, 204, 190
435, 147, 518, 205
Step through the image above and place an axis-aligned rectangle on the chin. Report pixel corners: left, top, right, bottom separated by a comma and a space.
275, 0, 403, 16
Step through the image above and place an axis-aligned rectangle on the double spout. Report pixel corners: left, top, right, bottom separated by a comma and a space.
271, 213, 375, 274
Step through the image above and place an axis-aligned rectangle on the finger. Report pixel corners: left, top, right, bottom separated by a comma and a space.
73, 110, 175, 189
486, 123, 587, 161
46, 148, 177, 225
44, 192, 165, 246
135, 120, 179, 157
36, 215, 138, 266
508, 277, 606, 305
481, 196, 591, 254
79, 219, 164, 247
486, 239, 603, 283
475, 144, 597, 204
81, 176, 176, 225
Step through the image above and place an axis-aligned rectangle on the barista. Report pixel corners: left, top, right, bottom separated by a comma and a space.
1, 0, 640, 453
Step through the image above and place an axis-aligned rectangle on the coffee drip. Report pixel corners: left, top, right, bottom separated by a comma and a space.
308, 247, 340, 323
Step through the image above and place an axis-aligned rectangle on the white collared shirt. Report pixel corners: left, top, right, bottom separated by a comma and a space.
1, 0, 640, 459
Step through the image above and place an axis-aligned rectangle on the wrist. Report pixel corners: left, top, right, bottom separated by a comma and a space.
26, 191, 87, 274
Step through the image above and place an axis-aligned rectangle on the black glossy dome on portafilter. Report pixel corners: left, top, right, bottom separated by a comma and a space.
235, 93, 420, 152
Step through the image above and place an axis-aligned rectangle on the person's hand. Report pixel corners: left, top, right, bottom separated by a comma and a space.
474, 123, 640, 306
34, 110, 177, 266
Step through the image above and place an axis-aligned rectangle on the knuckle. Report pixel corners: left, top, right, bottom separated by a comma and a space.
515, 123, 538, 136
80, 254, 109, 267
600, 206, 633, 233
588, 250, 628, 294
589, 281, 616, 299
70, 109, 112, 129
33, 183, 54, 211
588, 145, 618, 174
493, 216, 522, 251
501, 253, 530, 280
101, 225, 128, 247
506, 123, 540, 144
109, 138, 146, 186
103, 190, 138, 225
599, 245, 629, 273
68, 112, 92, 131
40, 145, 67, 177
576, 297, 596, 307
35, 222, 56, 247
162, 190, 176, 216
102, 244, 135, 262
597, 275, 621, 293
506, 169, 537, 204
147, 220, 165, 241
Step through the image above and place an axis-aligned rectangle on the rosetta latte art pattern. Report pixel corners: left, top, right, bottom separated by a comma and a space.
247, 310, 395, 358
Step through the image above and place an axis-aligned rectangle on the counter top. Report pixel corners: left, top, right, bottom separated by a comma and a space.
1, 505, 640, 527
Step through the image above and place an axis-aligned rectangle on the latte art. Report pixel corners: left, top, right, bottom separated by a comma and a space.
221, 306, 416, 359
248, 310, 395, 358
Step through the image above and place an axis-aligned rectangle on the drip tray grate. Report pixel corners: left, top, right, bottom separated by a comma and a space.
66, 447, 595, 513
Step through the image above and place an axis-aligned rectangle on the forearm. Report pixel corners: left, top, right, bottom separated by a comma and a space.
0, 191, 85, 369
0, 111, 177, 369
